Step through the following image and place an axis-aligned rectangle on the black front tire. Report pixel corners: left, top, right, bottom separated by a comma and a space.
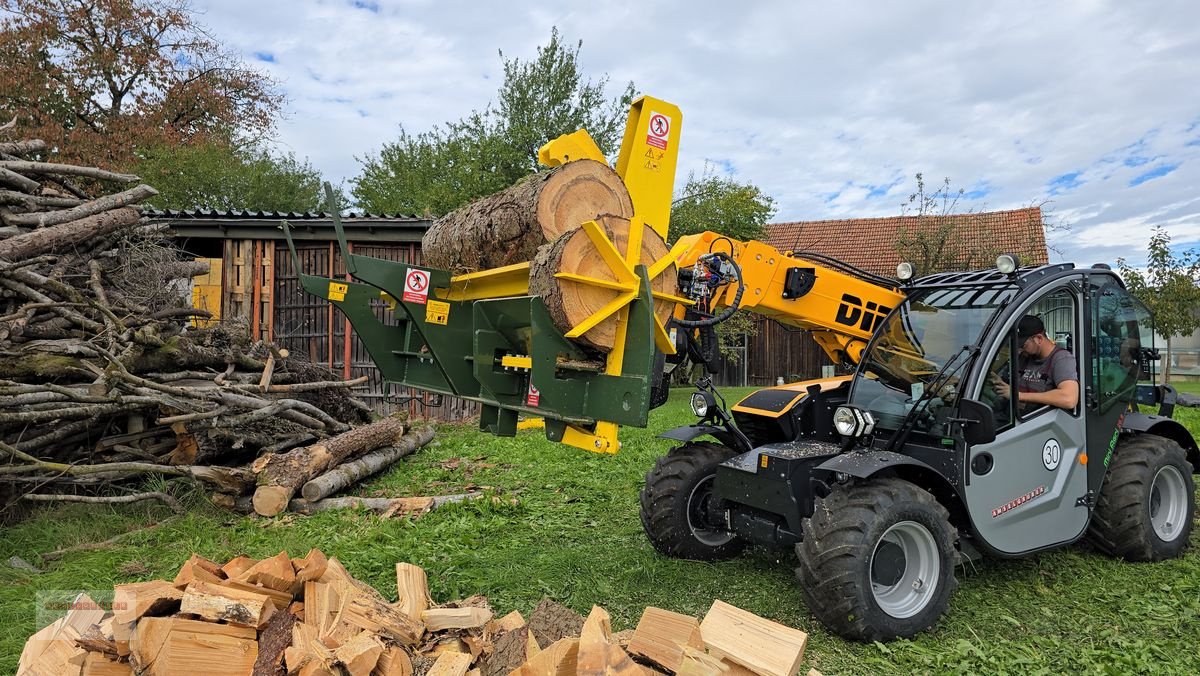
796, 477, 958, 642
640, 442, 746, 560
1089, 434, 1195, 561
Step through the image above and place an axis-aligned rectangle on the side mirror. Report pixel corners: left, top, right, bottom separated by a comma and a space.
956, 398, 997, 446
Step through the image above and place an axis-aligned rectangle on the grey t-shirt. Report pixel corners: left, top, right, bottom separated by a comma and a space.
1017, 348, 1078, 394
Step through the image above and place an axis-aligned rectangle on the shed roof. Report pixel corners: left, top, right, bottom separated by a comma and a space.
147, 209, 432, 243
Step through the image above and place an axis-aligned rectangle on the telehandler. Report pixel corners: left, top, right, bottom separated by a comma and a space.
284, 96, 1197, 641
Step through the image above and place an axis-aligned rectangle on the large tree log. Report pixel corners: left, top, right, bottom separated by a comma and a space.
300, 425, 435, 501
0, 160, 139, 183
0, 139, 46, 156
3, 183, 157, 227
528, 215, 677, 352
251, 413, 408, 516
422, 159, 633, 273
0, 207, 140, 261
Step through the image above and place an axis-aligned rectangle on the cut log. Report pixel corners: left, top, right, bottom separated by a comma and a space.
180, 579, 277, 629
301, 425, 435, 501
627, 607, 704, 672
238, 550, 297, 591
130, 617, 257, 676
289, 493, 480, 516
510, 638, 579, 676
3, 183, 156, 227
395, 562, 432, 620
334, 630, 386, 676
528, 215, 676, 353
698, 600, 807, 676
0, 207, 140, 261
422, 159, 634, 273
253, 607, 296, 676
374, 646, 414, 676
252, 413, 408, 516
111, 580, 182, 624
422, 606, 494, 632
425, 651, 473, 676
528, 598, 585, 650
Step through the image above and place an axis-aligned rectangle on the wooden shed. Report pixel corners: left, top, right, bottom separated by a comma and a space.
154, 209, 479, 421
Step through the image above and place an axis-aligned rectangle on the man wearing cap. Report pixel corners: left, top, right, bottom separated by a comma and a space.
992, 315, 1079, 411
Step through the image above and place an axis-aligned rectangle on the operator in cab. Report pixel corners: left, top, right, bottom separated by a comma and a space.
992, 315, 1079, 411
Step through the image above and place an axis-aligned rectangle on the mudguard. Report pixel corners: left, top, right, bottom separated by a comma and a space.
659, 425, 745, 452
815, 450, 940, 479
1121, 412, 1199, 470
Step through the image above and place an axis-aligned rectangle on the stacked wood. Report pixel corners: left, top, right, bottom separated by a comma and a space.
0, 136, 383, 512
422, 159, 634, 274
18, 552, 818, 676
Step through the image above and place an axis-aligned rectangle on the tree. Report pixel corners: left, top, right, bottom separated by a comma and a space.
0, 0, 282, 170
353, 28, 634, 216
133, 142, 340, 212
1117, 227, 1200, 383
667, 166, 777, 245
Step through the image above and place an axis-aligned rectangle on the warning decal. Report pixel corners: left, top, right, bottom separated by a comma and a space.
425, 300, 450, 325
646, 111, 670, 150
402, 268, 430, 304
328, 281, 348, 302
526, 383, 540, 407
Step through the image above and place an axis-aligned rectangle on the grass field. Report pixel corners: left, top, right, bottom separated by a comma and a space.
2, 387, 1198, 674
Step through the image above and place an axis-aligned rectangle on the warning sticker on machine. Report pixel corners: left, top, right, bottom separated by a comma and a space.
402, 268, 430, 304
646, 111, 671, 150
425, 300, 450, 325
526, 383, 540, 407
328, 281, 348, 302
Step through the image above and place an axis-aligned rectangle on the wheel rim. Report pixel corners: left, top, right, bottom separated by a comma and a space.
1149, 465, 1188, 542
686, 475, 735, 547
870, 521, 940, 619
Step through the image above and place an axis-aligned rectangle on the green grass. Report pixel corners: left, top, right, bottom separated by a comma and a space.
3, 388, 1199, 674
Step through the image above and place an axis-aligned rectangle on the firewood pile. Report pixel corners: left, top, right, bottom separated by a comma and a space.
0, 137, 404, 511
18, 549, 820, 676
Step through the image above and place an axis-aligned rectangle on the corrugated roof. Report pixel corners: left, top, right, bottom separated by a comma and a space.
146, 208, 425, 221
767, 207, 1047, 277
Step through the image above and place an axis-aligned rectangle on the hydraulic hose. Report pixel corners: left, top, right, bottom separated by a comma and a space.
672, 251, 745, 328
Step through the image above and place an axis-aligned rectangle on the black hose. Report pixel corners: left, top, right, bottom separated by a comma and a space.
673, 252, 745, 328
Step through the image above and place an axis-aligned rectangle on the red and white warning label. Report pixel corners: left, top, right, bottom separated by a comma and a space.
402, 268, 430, 304
526, 383, 540, 407
646, 111, 671, 150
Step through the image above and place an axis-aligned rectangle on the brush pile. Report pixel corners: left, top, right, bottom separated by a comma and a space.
18, 549, 816, 676
0, 137, 378, 508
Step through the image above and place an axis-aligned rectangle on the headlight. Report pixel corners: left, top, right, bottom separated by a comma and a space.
833, 405, 876, 438
896, 261, 916, 281
690, 392, 711, 417
996, 253, 1020, 275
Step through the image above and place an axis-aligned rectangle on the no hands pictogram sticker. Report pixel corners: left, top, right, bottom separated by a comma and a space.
646, 112, 671, 150
526, 383, 540, 407
403, 268, 430, 304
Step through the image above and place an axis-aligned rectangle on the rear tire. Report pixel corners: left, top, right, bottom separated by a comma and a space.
640, 442, 746, 560
796, 477, 958, 642
1089, 434, 1195, 561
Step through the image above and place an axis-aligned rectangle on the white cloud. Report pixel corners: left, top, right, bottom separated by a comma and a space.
190, 0, 1200, 265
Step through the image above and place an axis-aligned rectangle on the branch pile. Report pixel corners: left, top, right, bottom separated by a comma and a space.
18, 550, 818, 676
0, 138, 376, 508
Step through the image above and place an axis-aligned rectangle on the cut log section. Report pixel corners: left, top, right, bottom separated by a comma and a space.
528, 215, 677, 353
422, 159, 634, 274
300, 425, 435, 502
698, 600, 808, 676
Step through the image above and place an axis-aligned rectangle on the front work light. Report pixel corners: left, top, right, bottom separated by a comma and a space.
833, 405, 876, 438
896, 262, 916, 281
691, 392, 712, 418
996, 253, 1020, 275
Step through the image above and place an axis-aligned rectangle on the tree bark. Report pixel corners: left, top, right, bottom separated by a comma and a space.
251, 413, 408, 516
421, 159, 633, 273
3, 184, 156, 227
0, 207, 140, 261
288, 493, 479, 515
528, 215, 677, 352
300, 425, 434, 501
0, 139, 46, 156
0, 160, 139, 183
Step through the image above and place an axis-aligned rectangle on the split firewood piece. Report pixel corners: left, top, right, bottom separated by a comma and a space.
172, 553, 224, 589
576, 605, 647, 676
302, 425, 435, 502
221, 577, 294, 609
698, 600, 808, 676
180, 579, 277, 629
510, 638, 580, 676
373, 646, 414, 676
81, 651, 132, 675
487, 610, 526, 635
395, 562, 432, 620
111, 580, 182, 624
626, 606, 704, 672
304, 581, 342, 636
75, 622, 119, 657
676, 646, 729, 676
253, 608, 297, 676
330, 589, 425, 646
252, 413, 408, 517
221, 555, 258, 579
422, 159, 634, 273
295, 548, 330, 585
110, 616, 133, 657
18, 593, 103, 675
238, 550, 297, 591
334, 630, 386, 676
285, 621, 338, 676
290, 601, 307, 621
528, 214, 676, 353
806, 670, 823, 676
425, 651, 473, 676
528, 599, 585, 650
422, 607, 494, 632
130, 617, 257, 676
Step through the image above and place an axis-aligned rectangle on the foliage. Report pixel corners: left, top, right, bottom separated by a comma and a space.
2, 388, 1198, 676
0, 0, 282, 170
667, 165, 777, 245
353, 28, 634, 216
895, 173, 1049, 273
134, 142, 339, 212
1117, 226, 1200, 382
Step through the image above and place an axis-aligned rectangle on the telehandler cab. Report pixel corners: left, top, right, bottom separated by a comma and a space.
285, 95, 1197, 642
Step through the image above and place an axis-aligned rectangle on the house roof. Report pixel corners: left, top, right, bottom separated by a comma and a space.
766, 207, 1047, 277
146, 209, 432, 243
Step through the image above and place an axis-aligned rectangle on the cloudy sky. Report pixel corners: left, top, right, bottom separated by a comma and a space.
192, 0, 1199, 266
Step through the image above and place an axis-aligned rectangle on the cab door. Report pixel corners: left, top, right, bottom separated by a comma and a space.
963, 284, 1091, 554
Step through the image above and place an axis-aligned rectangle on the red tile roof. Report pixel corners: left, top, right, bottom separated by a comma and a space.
766, 207, 1047, 277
